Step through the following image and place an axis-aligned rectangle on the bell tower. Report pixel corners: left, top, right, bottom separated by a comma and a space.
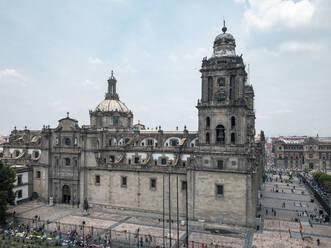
197, 22, 255, 149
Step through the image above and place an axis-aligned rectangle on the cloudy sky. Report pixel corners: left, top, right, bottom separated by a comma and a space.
0, 0, 330, 137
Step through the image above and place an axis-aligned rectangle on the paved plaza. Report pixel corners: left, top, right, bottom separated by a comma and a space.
252, 173, 331, 248
7, 173, 331, 247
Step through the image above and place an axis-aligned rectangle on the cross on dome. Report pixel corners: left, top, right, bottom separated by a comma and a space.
222, 20, 227, 34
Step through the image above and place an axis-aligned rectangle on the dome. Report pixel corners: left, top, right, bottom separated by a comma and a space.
214, 33, 234, 42
95, 99, 131, 113
212, 21, 236, 57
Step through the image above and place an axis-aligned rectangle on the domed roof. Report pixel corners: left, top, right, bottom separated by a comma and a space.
95, 99, 131, 113
213, 21, 236, 57
214, 33, 234, 42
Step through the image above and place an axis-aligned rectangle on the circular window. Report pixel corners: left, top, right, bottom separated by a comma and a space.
64, 138, 71, 146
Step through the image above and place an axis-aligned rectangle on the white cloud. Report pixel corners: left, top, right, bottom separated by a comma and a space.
278, 41, 322, 52
0, 68, 26, 85
0, 68, 24, 80
88, 57, 102, 64
82, 79, 100, 90
243, 0, 314, 31
233, 0, 246, 3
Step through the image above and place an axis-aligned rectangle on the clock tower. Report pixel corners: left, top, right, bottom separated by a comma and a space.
197, 22, 255, 150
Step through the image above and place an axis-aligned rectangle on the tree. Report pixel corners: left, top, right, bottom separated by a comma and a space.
324, 181, 331, 193
312, 171, 325, 182
318, 174, 331, 186
0, 160, 16, 224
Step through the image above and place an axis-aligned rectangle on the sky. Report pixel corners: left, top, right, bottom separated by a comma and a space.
0, 0, 330, 137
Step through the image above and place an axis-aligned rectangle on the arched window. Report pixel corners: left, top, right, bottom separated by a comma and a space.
231, 132, 235, 144
229, 75, 235, 100
231, 116, 236, 129
206, 132, 210, 144
206, 117, 210, 129
65, 158, 71, 166
216, 125, 225, 144
113, 116, 119, 126
34, 151, 39, 158
97, 117, 102, 128
217, 77, 225, 87
170, 139, 178, 147
207, 76, 213, 102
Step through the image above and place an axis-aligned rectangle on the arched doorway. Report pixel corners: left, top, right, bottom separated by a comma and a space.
62, 185, 71, 204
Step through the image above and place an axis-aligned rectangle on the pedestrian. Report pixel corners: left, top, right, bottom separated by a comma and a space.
317, 238, 320, 246
140, 237, 143, 247
274, 210, 276, 216
266, 209, 268, 215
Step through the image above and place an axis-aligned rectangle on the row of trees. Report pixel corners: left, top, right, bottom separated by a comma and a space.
0, 160, 16, 225
312, 171, 331, 193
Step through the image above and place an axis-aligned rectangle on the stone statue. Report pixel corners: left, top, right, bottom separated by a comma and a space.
82, 198, 89, 216
83, 198, 89, 211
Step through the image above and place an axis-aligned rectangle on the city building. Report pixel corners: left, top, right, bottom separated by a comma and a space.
12, 164, 32, 205
0, 135, 8, 144
273, 136, 331, 172
0, 23, 265, 228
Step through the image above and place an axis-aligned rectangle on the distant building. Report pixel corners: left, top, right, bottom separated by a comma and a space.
273, 136, 331, 172
12, 164, 32, 204
0, 23, 265, 228
0, 135, 9, 144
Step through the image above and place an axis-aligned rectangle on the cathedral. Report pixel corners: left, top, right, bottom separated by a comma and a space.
0, 24, 265, 228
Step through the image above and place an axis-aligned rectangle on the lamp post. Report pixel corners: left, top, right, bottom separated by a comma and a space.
82, 221, 86, 247
168, 173, 172, 248
185, 181, 189, 247
176, 176, 179, 248
163, 174, 165, 248
34, 215, 38, 230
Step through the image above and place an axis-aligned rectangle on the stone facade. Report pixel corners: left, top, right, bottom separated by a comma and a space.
0, 24, 265, 228
273, 136, 331, 172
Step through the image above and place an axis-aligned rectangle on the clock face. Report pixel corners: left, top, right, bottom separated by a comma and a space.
215, 91, 226, 102
217, 77, 225, 87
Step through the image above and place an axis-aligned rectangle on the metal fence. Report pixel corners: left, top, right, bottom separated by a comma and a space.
4, 215, 209, 247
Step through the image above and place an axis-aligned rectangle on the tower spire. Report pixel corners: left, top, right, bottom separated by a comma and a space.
222, 20, 227, 34
105, 70, 119, 100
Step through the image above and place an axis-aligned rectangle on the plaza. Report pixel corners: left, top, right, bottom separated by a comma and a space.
252, 173, 331, 248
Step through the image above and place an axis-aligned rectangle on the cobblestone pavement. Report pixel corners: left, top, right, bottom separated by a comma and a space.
8, 201, 246, 247
252, 173, 331, 248
189, 232, 244, 248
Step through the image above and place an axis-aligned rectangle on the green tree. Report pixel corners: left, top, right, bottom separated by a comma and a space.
312, 171, 324, 182
0, 160, 16, 224
317, 174, 331, 185
324, 181, 331, 193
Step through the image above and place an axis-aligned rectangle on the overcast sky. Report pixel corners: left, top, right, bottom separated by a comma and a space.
0, 0, 330, 137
